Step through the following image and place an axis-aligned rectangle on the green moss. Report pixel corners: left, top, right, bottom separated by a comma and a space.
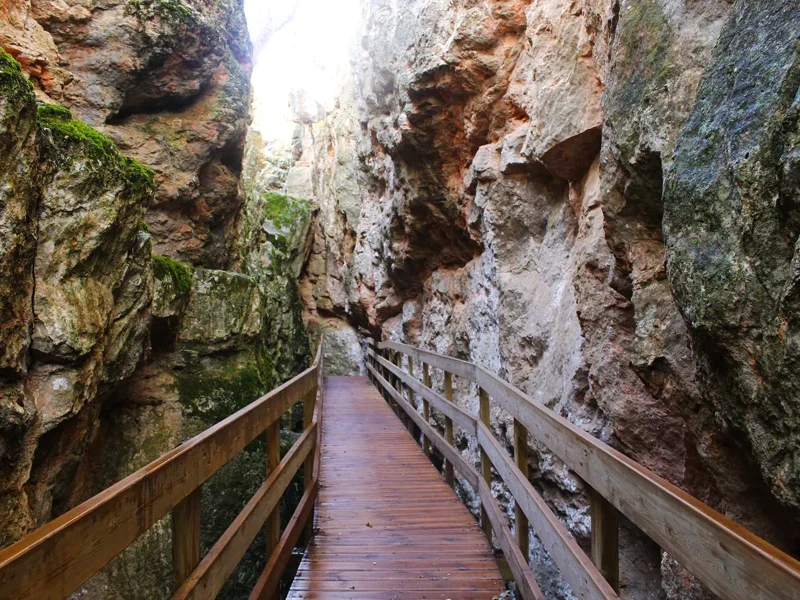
139, 220, 150, 233
37, 103, 156, 195
0, 49, 34, 107
126, 0, 193, 22
263, 192, 311, 229
259, 192, 313, 272
152, 254, 193, 293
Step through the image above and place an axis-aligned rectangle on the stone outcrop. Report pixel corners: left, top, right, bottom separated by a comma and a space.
0, 50, 156, 545
2, 0, 252, 268
0, 3, 313, 598
664, 0, 800, 517
296, 0, 800, 598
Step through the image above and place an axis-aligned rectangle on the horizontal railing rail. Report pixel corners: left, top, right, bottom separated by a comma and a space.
366, 338, 800, 600
0, 341, 325, 600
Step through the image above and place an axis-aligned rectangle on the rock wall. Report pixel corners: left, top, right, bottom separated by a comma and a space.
0, 2, 313, 599
0, 50, 156, 545
298, 0, 800, 597
1, 0, 253, 268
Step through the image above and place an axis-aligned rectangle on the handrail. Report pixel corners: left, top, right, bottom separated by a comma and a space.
367, 339, 800, 600
0, 341, 325, 600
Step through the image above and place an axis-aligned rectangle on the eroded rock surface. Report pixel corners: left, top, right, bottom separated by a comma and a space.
295, 0, 800, 598
665, 0, 800, 516
0, 51, 156, 545
3, 0, 253, 268
0, 4, 313, 599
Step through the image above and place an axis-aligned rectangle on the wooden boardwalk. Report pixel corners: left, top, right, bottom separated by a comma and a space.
287, 376, 505, 599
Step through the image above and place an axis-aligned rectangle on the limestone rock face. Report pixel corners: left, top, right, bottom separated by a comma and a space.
0, 51, 156, 545
0, 4, 313, 598
0, 48, 38, 379
664, 1, 800, 515
2, 0, 253, 268
298, 0, 800, 597
178, 269, 263, 355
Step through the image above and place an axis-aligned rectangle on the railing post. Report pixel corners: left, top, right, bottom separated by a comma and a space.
381, 347, 392, 406
422, 362, 431, 456
388, 350, 398, 415
302, 388, 316, 543
265, 418, 281, 600
443, 371, 455, 488
513, 418, 529, 559
407, 356, 420, 441
479, 388, 493, 544
591, 487, 620, 592
393, 351, 408, 431
172, 487, 201, 591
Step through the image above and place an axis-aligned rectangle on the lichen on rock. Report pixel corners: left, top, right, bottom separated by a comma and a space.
664, 0, 800, 515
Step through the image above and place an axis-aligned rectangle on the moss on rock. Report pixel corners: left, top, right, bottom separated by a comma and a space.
0, 49, 34, 107
126, 0, 194, 23
152, 254, 193, 294
36, 103, 155, 196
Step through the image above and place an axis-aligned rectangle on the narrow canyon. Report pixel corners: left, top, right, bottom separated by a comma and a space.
1, 0, 799, 598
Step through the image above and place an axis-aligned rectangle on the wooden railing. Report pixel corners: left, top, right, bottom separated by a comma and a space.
0, 342, 325, 600
366, 339, 800, 600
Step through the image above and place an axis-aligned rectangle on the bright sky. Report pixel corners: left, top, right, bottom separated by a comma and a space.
244, 0, 361, 140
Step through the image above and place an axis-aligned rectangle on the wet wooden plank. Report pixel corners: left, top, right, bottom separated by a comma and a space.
288, 376, 505, 599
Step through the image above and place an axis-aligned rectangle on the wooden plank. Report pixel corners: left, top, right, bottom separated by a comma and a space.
379, 341, 476, 381
591, 487, 619, 593
513, 418, 529, 559
249, 479, 319, 600
368, 350, 476, 434
303, 389, 316, 543
378, 341, 800, 599
471, 363, 800, 600
478, 388, 492, 544
477, 477, 544, 600
366, 364, 479, 490
288, 376, 503, 599
393, 351, 411, 433
443, 371, 455, 488
422, 362, 431, 456
265, 418, 281, 600
407, 356, 418, 441
0, 358, 320, 600
172, 488, 201, 591
477, 423, 618, 600
172, 426, 317, 600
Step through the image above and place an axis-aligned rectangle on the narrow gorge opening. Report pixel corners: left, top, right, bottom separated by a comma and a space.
1, 1, 800, 599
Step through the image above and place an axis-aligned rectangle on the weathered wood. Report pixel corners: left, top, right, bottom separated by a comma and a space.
369, 350, 476, 434
288, 376, 503, 599
250, 479, 319, 600
379, 340, 476, 381
265, 419, 281, 594
477, 423, 618, 600
0, 356, 320, 600
406, 356, 419, 441
172, 425, 317, 600
367, 363, 479, 490
172, 487, 201, 591
378, 337, 800, 600
443, 370, 455, 488
513, 417, 530, 559
479, 388, 492, 544
302, 388, 316, 543
477, 477, 544, 600
422, 362, 431, 457
591, 487, 620, 593
393, 351, 411, 433
472, 362, 800, 600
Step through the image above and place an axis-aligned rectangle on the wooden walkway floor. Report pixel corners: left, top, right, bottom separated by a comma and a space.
287, 376, 505, 599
